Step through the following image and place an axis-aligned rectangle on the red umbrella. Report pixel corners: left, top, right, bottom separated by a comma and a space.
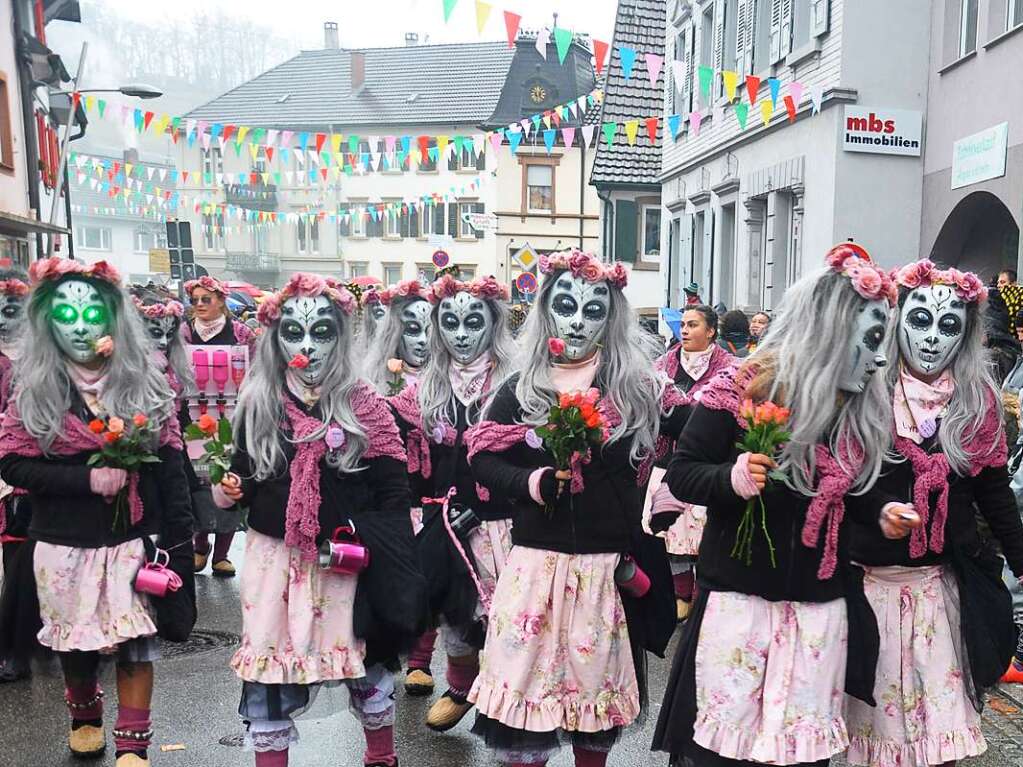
223, 280, 263, 298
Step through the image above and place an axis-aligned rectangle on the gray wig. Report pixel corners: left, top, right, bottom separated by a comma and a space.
363, 296, 429, 393
495, 270, 664, 465
419, 296, 517, 436
234, 304, 368, 479
747, 267, 894, 495
16, 276, 175, 453
889, 290, 1001, 475
136, 291, 196, 398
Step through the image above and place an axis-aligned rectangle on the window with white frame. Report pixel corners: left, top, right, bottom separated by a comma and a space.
450, 143, 484, 172
78, 226, 111, 251
700, 3, 714, 71
350, 204, 367, 237
297, 217, 319, 254
201, 147, 223, 178
253, 146, 269, 175
526, 165, 553, 212
383, 263, 403, 284
348, 262, 368, 279
641, 205, 662, 262
133, 226, 167, 253
202, 213, 224, 251
422, 202, 446, 236
722, 0, 739, 76
1009, 0, 1023, 29
294, 150, 308, 186
384, 204, 401, 238
753, 0, 773, 72
959, 0, 979, 55
458, 202, 476, 238
672, 28, 686, 114
252, 226, 268, 255
417, 264, 437, 282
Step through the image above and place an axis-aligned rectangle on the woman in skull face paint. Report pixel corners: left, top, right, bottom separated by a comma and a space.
357, 286, 389, 354
132, 293, 194, 401
389, 274, 516, 730
464, 250, 689, 767
363, 280, 433, 394
211, 273, 426, 767
651, 244, 916, 767
0, 258, 192, 766
844, 260, 1023, 767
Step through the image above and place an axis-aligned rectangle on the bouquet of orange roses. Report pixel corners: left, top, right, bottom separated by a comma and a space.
731, 399, 791, 568
532, 387, 608, 511
184, 412, 233, 484
86, 413, 162, 532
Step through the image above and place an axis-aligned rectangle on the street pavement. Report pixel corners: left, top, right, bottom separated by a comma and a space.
3, 536, 1023, 766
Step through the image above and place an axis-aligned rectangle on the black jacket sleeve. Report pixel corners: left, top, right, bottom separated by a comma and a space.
469, 382, 546, 505
226, 423, 258, 504
155, 445, 194, 550
364, 455, 412, 517
0, 454, 93, 497
665, 404, 741, 507
845, 485, 901, 528
974, 464, 1023, 577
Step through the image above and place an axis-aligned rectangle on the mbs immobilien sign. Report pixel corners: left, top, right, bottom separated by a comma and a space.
842, 106, 923, 157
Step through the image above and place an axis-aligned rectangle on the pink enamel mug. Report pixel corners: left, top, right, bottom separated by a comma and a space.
318, 524, 371, 575
614, 554, 651, 599
135, 549, 182, 598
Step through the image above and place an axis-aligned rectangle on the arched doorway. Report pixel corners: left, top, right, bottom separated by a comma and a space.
929, 191, 1019, 280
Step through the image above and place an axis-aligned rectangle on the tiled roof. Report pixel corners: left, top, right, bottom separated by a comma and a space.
185, 43, 517, 130
590, 0, 665, 188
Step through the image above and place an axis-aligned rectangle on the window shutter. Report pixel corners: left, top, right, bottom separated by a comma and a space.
369, 210, 383, 238
473, 202, 485, 240
433, 202, 446, 235
811, 0, 830, 36
615, 200, 638, 263
779, 0, 793, 58
736, 0, 753, 75
683, 22, 694, 113
339, 203, 351, 237
448, 147, 459, 171
769, 0, 783, 63
476, 146, 485, 171
447, 202, 459, 237
713, 0, 725, 98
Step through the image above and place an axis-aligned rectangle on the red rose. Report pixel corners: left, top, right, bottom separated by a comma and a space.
88, 419, 105, 434
288, 353, 310, 369
104, 432, 121, 444
547, 337, 567, 356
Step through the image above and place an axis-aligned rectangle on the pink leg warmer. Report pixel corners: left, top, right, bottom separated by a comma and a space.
363, 724, 396, 766
445, 652, 479, 697
65, 680, 104, 721
573, 746, 609, 767
113, 705, 151, 753
673, 570, 694, 601
254, 749, 289, 767
407, 629, 438, 671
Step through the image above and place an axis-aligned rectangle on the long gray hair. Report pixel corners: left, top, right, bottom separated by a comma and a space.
135, 291, 196, 398
419, 297, 516, 435
746, 267, 894, 495
889, 291, 1000, 475
16, 277, 175, 452
493, 270, 664, 465
234, 304, 368, 479
363, 295, 428, 393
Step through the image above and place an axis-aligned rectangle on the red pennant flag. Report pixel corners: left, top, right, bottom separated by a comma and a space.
143, 111, 155, 131
745, 75, 761, 105
551, 111, 561, 127
503, 11, 521, 48
644, 116, 659, 143
593, 40, 610, 74
315, 133, 327, 153
783, 95, 797, 122
250, 172, 258, 185
223, 124, 237, 142
320, 167, 328, 181
417, 135, 430, 158
265, 147, 275, 163
71, 92, 81, 107
181, 171, 189, 184
112, 162, 121, 175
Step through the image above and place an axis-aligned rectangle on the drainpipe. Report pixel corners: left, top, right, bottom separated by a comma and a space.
579, 139, 586, 249
596, 189, 611, 260
11, 2, 43, 257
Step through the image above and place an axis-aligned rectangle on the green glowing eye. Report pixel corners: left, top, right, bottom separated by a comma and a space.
82, 305, 107, 325
51, 304, 78, 325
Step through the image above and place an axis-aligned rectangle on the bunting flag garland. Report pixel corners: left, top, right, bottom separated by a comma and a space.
768, 78, 781, 108
667, 113, 681, 139
475, 0, 492, 33
601, 122, 616, 147
443, 0, 458, 23
623, 119, 639, 146
746, 75, 761, 105
783, 95, 797, 122
697, 66, 714, 100
619, 46, 637, 80
553, 27, 573, 64
735, 102, 749, 130
593, 39, 609, 75
760, 99, 773, 126
722, 70, 738, 102
690, 109, 703, 137
644, 53, 663, 87
644, 116, 658, 144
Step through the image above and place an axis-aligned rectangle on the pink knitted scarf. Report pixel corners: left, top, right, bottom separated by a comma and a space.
895, 394, 1006, 558
388, 383, 457, 479
282, 383, 407, 560
656, 342, 734, 389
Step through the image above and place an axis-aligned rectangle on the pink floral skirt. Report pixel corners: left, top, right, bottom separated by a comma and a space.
664, 504, 707, 557
33, 539, 156, 653
231, 531, 366, 685
469, 547, 640, 734
845, 565, 985, 767
694, 591, 849, 764
469, 518, 512, 617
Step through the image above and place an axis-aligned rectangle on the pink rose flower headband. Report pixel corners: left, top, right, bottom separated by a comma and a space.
132, 296, 184, 319
378, 279, 432, 306
0, 279, 30, 297
892, 258, 987, 303
183, 274, 227, 298
429, 274, 511, 303
824, 243, 898, 306
29, 257, 122, 287
538, 249, 629, 289
257, 272, 357, 326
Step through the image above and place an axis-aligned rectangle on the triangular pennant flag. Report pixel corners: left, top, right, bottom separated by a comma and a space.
788, 81, 804, 107
760, 99, 773, 126
299, 133, 310, 152
437, 135, 450, 158
507, 129, 523, 153
543, 129, 556, 153
667, 113, 681, 140
810, 84, 824, 114
503, 11, 521, 48
593, 39, 609, 75
281, 130, 294, 147
315, 133, 327, 153
542, 112, 552, 130
553, 27, 573, 65
783, 95, 797, 122
143, 111, 155, 131
489, 129, 504, 152
619, 46, 637, 80
735, 102, 749, 129
602, 121, 616, 146
746, 75, 761, 105
644, 53, 663, 87
644, 116, 659, 144
442, 0, 458, 23
561, 127, 576, 148
535, 28, 550, 60
331, 133, 343, 154
697, 66, 714, 101
722, 70, 739, 102
690, 109, 703, 136
222, 124, 236, 143
97, 99, 106, 118
266, 147, 275, 163
474, 0, 491, 33
581, 124, 596, 149
248, 142, 259, 162
237, 125, 250, 144
84, 95, 95, 113
531, 115, 541, 132
266, 129, 278, 147
768, 78, 781, 107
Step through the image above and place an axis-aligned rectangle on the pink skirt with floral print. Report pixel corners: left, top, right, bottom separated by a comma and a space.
33, 539, 156, 653
845, 565, 985, 767
469, 547, 640, 734
231, 531, 366, 685
694, 591, 849, 764
664, 503, 707, 557
469, 518, 512, 617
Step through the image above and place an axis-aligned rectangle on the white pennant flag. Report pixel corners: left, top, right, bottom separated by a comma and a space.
535, 28, 550, 60
671, 60, 686, 89
577, 95, 588, 114
520, 118, 531, 138
159, 168, 168, 182
473, 133, 485, 156
581, 124, 596, 149
266, 129, 278, 147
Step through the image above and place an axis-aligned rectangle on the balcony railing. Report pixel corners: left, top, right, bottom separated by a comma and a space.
223, 182, 277, 211
225, 252, 281, 273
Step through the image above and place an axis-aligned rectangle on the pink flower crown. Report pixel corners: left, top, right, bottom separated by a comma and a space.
29, 258, 122, 287
257, 272, 357, 326
430, 274, 511, 303
0, 279, 30, 297
378, 279, 432, 306
132, 296, 184, 319
824, 243, 898, 306
361, 287, 382, 306
538, 249, 629, 289
891, 259, 987, 304
183, 275, 227, 298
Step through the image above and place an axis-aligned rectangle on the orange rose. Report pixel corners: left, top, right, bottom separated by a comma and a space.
559, 394, 572, 409
579, 403, 595, 420
197, 413, 218, 436
585, 412, 602, 428
739, 398, 757, 422
132, 413, 148, 428
107, 417, 125, 435
88, 419, 105, 434
104, 432, 121, 444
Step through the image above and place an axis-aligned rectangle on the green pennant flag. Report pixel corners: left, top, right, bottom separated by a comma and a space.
735, 102, 749, 130
344, 164, 353, 177
171, 117, 180, 136
252, 128, 266, 145
443, 0, 458, 22
553, 27, 573, 64
348, 135, 360, 153
233, 141, 243, 157
698, 66, 714, 101
274, 172, 282, 185
453, 135, 465, 155
320, 151, 331, 166
97, 99, 106, 118
602, 121, 616, 146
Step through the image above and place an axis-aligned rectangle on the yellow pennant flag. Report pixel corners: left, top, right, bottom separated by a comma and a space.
760, 99, 773, 126
437, 135, 450, 158
261, 173, 270, 185
624, 119, 639, 146
124, 164, 133, 178
248, 142, 259, 161
237, 125, 250, 144
475, 0, 492, 34
555, 105, 564, 120
85, 95, 95, 112
331, 134, 343, 154
542, 113, 552, 129
721, 71, 738, 102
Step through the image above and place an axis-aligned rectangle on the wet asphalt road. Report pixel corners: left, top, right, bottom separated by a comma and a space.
1, 535, 1022, 767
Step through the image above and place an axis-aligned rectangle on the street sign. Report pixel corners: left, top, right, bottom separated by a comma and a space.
512, 243, 539, 270
951, 122, 1009, 190
149, 248, 170, 273
462, 211, 498, 232
842, 106, 922, 157
515, 272, 537, 294
432, 249, 450, 268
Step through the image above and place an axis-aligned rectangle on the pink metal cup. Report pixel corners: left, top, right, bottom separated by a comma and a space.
318, 525, 370, 575
614, 555, 651, 598
135, 550, 182, 598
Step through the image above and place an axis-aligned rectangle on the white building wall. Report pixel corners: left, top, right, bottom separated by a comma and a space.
0, 0, 30, 220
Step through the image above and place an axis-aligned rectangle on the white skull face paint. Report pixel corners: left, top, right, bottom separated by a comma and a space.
0, 294, 26, 344
547, 275, 611, 361
398, 299, 431, 368
144, 316, 178, 354
438, 292, 494, 365
369, 304, 388, 324
277, 295, 339, 386
49, 279, 111, 364
898, 285, 967, 378
838, 298, 890, 393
